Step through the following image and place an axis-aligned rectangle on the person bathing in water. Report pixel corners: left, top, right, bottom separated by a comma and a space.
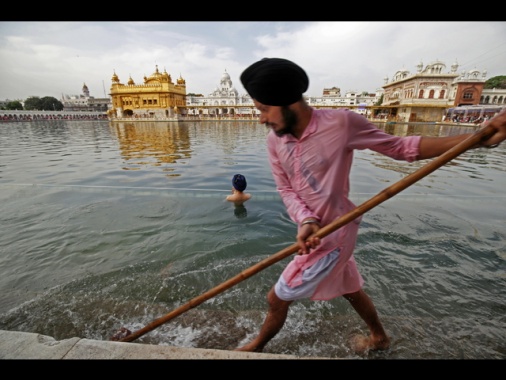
226, 174, 252, 205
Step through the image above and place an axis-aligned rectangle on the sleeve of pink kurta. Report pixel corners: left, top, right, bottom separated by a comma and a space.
344, 110, 421, 162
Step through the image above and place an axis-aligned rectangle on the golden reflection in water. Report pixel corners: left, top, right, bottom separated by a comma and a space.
109, 121, 264, 175
108, 120, 484, 178
110, 121, 192, 174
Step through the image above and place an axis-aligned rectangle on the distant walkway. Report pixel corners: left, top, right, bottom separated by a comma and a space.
1, 111, 108, 121
109, 115, 259, 122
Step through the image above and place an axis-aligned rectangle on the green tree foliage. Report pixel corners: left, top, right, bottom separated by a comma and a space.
23, 96, 63, 110
374, 93, 384, 106
40, 96, 64, 111
484, 75, 506, 89
24, 96, 42, 110
4, 100, 24, 110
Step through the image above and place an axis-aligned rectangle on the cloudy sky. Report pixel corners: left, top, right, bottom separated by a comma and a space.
0, 21, 505, 101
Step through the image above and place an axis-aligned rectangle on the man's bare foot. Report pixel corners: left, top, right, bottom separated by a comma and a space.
234, 342, 263, 352
349, 334, 390, 353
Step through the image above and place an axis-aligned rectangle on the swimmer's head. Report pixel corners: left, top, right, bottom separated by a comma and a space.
232, 174, 247, 192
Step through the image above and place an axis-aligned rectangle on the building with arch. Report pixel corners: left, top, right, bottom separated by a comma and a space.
481, 87, 506, 105
109, 65, 187, 119
185, 70, 256, 118
62, 83, 110, 112
106, 61, 503, 123
374, 59, 504, 122
184, 70, 380, 120
306, 87, 381, 117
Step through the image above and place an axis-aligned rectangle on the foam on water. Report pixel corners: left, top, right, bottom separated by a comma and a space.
0, 120, 505, 359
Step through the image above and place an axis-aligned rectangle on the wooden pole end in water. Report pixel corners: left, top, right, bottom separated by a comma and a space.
110, 327, 132, 341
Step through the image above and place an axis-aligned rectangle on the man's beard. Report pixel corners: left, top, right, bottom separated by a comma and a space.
273, 106, 298, 137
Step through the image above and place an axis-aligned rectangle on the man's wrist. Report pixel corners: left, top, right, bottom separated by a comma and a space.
300, 218, 320, 227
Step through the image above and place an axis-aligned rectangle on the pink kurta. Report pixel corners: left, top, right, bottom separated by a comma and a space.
267, 108, 421, 300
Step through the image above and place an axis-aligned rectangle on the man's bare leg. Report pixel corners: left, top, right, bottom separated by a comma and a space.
235, 286, 292, 352
343, 289, 390, 353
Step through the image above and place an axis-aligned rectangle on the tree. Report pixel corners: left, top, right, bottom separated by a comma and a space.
40, 96, 63, 111
24, 96, 42, 110
484, 75, 506, 89
374, 93, 384, 106
5, 100, 24, 110
23, 96, 63, 110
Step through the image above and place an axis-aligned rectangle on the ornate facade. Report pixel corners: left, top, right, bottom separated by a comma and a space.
375, 60, 504, 122
109, 65, 187, 119
184, 71, 380, 119
185, 70, 257, 118
481, 87, 506, 105
106, 61, 504, 123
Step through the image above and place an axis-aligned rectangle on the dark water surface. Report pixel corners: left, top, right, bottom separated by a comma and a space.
0, 119, 505, 359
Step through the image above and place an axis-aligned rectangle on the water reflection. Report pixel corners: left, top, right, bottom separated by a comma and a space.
379, 122, 478, 138
111, 122, 192, 170
107, 120, 484, 179
108, 120, 266, 178
0, 119, 504, 359
353, 123, 495, 189
233, 203, 248, 219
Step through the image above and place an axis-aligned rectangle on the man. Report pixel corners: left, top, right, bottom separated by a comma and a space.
226, 174, 252, 205
235, 57, 506, 354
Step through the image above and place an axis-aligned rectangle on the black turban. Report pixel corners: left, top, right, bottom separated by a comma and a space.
232, 174, 247, 191
240, 58, 309, 106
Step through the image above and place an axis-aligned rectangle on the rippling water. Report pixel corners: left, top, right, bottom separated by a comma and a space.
0, 119, 505, 359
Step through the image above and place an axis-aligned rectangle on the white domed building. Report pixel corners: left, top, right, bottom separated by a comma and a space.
185, 70, 258, 119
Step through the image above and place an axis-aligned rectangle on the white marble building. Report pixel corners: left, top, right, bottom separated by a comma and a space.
185, 70, 381, 119
185, 70, 256, 118
62, 83, 111, 113
306, 87, 382, 116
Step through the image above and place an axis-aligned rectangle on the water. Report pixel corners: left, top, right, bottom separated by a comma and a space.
0, 119, 505, 359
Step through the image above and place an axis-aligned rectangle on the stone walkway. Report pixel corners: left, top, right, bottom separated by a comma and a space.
0, 330, 328, 360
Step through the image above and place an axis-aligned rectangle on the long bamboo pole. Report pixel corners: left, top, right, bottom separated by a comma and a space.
114, 124, 495, 343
